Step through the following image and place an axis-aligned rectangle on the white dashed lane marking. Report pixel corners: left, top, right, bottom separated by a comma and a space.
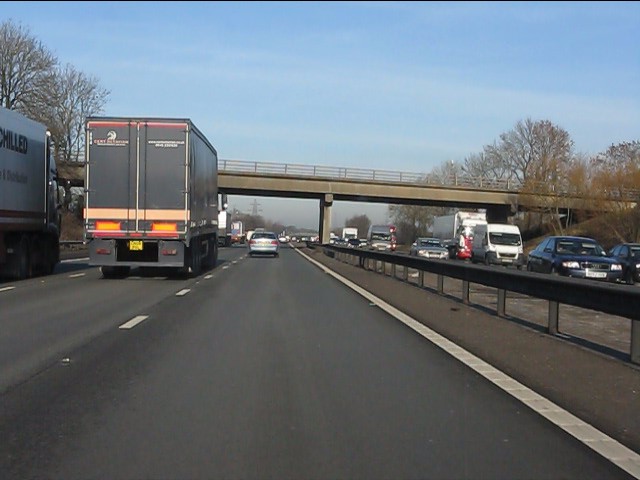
119, 315, 149, 330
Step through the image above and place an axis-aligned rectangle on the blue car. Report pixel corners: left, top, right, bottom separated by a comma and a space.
526, 236, 623, 282
608, 243, 640, 285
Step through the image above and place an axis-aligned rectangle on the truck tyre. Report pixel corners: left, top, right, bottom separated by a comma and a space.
39, 238, 55, 275
190, 241, 202, 276
8, 236, 30, 280
484, 255, 490, 266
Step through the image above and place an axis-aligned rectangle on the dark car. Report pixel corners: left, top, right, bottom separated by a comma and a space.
409, 237, 449, 259
608, 243, 640, 284
347, 238, 362, 248
526, 236, 623, 282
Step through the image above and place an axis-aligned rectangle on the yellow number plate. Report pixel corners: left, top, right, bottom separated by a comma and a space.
129, 241, 143, 251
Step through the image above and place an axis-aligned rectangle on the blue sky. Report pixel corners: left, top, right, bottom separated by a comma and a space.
4, 1, 639, 229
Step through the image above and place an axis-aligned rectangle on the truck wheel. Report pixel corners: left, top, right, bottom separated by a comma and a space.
190, 242, 202, 276
8, 236, 30, 280
484, 255, 490, 266
40, 238, 56, 276
204, 238, 217, 269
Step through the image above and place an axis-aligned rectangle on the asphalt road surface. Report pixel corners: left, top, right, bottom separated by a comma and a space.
0, 245, 636, 479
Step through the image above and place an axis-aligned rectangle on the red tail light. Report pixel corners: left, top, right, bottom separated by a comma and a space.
250, 239, 256, 245
270, 240, 278, 245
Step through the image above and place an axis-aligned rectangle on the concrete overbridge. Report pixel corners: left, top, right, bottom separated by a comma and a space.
217, 159, 618, 243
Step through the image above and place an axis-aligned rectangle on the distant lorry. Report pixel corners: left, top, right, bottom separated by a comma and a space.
0, 106, 63, 279
342, 227, 358, 240
218, 210, 232, 247
432, 211, 487, 260
367, 224, 397, 251
84, 117, 218, 278
471, 223, 525, 268
230, 221, 245, 244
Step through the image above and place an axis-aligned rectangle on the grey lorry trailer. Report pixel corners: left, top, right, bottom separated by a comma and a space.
84, 117, 219, 278
0, 106, 62, 279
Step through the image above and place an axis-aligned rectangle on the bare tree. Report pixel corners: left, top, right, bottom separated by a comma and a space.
463, 146, 516, 183
497, 118, 574, 186
387, 205, 433, 244
487, 118, 574, 233
0, 19, 57, 112
47, 64, 109, 163
426, 159, 465, 186
344, 214, 371, 239
589, 141, 640, 242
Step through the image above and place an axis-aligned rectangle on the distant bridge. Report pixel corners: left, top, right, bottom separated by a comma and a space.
217, 159, 637, 242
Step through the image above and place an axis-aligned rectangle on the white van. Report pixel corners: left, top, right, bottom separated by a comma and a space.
471, 223, 524, 268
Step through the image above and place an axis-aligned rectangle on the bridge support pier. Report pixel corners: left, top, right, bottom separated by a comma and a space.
319, 194, 333, 244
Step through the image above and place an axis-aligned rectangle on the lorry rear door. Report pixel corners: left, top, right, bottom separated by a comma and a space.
86, 120, 188, 236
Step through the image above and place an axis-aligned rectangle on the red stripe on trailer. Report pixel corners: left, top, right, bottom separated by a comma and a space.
87, 121, 131, 128
143, 122, 188, 129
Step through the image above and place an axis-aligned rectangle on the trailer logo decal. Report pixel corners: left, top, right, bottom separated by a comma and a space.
93, 130, 128, 147
0, 126, 28, 154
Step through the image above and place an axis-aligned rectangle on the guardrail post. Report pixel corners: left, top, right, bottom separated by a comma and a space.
391, 263, 396, 278
497, 289, 506, 317
437, 275, 444, 294
462, 280, 470, 304
419, 271, 424, 288
548, 301, 559, 335
631, 319, 639, 365
403, 266, 408, 282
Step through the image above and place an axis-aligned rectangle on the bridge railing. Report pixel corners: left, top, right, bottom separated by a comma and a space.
319, 244, 640, 365
218, 158, 525, 192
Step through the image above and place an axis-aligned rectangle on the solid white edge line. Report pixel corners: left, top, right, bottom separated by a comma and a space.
176, 289, 190, 296
294, 248, 640, 478
0, 286, 16, 292
119, 315, 149, 330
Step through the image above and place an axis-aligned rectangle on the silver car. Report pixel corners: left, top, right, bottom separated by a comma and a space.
409, 237, 449, 259
248, 231, 280, 257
